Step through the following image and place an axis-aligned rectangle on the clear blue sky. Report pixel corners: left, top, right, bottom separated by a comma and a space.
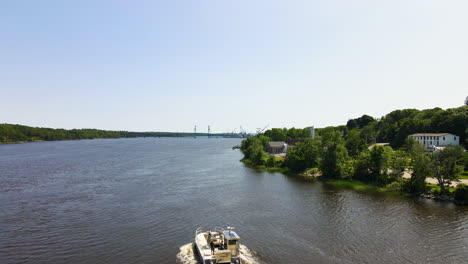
1, 0, 467, 133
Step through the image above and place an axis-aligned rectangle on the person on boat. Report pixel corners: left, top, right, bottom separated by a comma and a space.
210, 240, 215, 254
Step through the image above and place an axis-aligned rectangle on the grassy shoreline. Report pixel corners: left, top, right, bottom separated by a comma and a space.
241, 159, 468, 204
240, 158, 428, 198
320, 179, 409, 196
240, 159, 291, 173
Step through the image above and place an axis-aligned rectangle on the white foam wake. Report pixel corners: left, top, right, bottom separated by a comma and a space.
176, 243, 260, 264
239, 244, 260, 264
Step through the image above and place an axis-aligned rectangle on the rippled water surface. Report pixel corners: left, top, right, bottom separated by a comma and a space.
1, 138, 467, 264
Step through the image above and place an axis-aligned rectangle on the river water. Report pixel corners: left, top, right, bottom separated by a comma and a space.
0, 138, 467, 264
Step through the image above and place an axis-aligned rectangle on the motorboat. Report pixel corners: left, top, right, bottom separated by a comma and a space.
195, 227, 241, 264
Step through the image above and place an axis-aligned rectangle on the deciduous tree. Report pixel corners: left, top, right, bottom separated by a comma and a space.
320, 129, 351, 179
430, 146, 464, 194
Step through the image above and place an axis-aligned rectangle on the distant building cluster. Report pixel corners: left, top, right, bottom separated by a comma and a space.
266, 126, 316, 155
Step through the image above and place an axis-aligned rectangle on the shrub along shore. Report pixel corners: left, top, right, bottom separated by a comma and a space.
239, 106, 468, 205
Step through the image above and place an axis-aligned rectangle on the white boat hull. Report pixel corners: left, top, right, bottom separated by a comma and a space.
195, 228, 241, 264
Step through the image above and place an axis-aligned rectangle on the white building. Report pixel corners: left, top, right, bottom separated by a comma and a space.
408, 133, 460, 150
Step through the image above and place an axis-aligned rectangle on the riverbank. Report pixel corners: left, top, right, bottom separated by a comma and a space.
241, 158, 400, 193
241, 158, 468, 205
240, 159, 292, 174
321, 179, 403, 195
0, 140, 43, 144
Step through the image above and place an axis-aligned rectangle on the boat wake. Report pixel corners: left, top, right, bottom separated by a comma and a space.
176, 243, 261, 264
238, 244, 261, 264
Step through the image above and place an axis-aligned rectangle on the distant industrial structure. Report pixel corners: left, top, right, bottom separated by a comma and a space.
189, 124, 256, 138
256, 125, 269, 134
309, 126, 315, 139
222, 125, 256, 138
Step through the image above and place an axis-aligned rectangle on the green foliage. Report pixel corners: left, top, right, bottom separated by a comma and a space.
459, 171, 468, 179
462, 152, 468, 171
385, 181, 403, 192
401, 137, 420, 153
376, 106, 467, 148
388, 150, 408, 180
263, 127, 309, 141
353, 150, 370, 181
368, 146, 392, 180
454, 184, 468, 204
429, 146, 465, 194
360, 121, 378, 144
286, 127, 310, 139
345, 129, 367, 157
346, 115, 375, 129
264, 128, 287, 141
403, 145, 431, 193
251, 149, 267, 165
353, 145, 394, 185
284, 139, 321, 172
266, 155, 276, 167
322, 179, 393, 193
0, 124, 121, 143
240, 136, 268, 165
320, 129, 351, 179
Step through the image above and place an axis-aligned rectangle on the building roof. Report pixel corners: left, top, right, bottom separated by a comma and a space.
268, 141, 286, 148
409, 133, 454, 137
223, 230, 240, 240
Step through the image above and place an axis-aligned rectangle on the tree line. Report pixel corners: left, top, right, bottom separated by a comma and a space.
345, 106, 467, 148
0, 123, 205, 143
0, 124, 121, 142
240, 105, 468, 204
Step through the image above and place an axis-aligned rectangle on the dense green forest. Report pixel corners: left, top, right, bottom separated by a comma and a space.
0, 124, 209, 143
263, 106, 468, 148
345, 106, 467, 148
240, 105, 468, 204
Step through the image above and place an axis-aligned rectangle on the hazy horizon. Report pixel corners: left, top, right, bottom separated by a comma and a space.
2, 103, 465, 133
2, 1, 467, 133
